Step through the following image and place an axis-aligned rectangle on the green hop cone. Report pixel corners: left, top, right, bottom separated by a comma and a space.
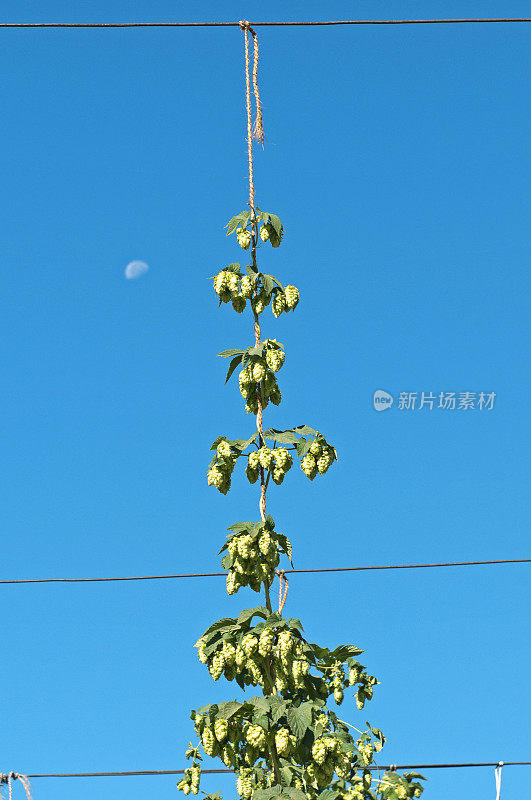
240, 275, 254, 299
349, 665, 361, 685
213, 271, 227, 295
258, 627, 275, 656
222, 640, 236, 665
209, 652, 225, 680
317, 447, 334, 474
275, 728, 291, 756
246, 723, 266, 749
231, 293, 246, 313
284, 285, 300, 310
275, 670, 288, 693
248, 451, 260, 469
259, 224, 270, 242
221, 743, 235, 768
271, 290, 286, 318
300, 453, 318, 480
278, 630, 293, 656
251, 290, 270, 314
201, 727, 215, 756
258, 531, 271, 555
238, 368, 252, 398
245, 464, 259, 484
251, 360, 266, 382
216, 440, 232, 459
237, 534, 252, 559
227, 273, 240, 294
309, 439, 322, 457
197, 643, 208, 664
274, 448, 292, 471
226, 571, 239, 595
333, 686, 344, 705
312, 739, 328, 765
207, 466, 231, 494
214, 718, 228, 743
258, 447, 273, 470
236, 227, 252, 250
241, 633, 258, 657
271, 467, 285, 485
190, 765, 201, 791
265, 349, 285, 372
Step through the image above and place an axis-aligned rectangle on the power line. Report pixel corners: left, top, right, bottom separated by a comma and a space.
0, 18, 529, 29
20, 762, 531, 778
0, 558, 528, 585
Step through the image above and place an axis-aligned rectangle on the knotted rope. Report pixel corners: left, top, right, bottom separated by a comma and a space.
240, 20, 267, 522
495, 762, 503, 800
276, 569, 289, 613
0, 773, 33, 800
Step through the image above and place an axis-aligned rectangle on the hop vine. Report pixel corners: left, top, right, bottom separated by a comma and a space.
177, 200, 427, 800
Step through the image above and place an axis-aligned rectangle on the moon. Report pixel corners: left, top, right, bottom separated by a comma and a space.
125, 260, 149, 280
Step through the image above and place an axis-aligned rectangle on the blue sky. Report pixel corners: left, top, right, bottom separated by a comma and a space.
1, 1, 529, 799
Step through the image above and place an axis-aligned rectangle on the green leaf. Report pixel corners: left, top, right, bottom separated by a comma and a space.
317, 792, 339, 800
218, 700, 242, 720
286, 617, 303, 631
292, 425, 318, 436
198, 617, 236, 640
237, 606, 269, 625
404, 773, 427, 781
276, 533, 293, 566
332, 645, 364, 661
262, 274, 275, 298
286, 703, 312, 740
296, 438, 312, 458
268, 696, 287, 723
265, 428, 298, 445
226, 262, 241, 273
225, 354, 243, 384
248, 696, 270, 714
246, 263, 259, 278
279, 766, 294, 787
284, 788, 306, 800
218, 348, 244, 359
242, 431, 259, 450
227, 522, 254, 533
226, 210, 251, 236
268, 213, 283, 236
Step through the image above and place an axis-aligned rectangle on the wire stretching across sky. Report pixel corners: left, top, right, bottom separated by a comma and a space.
15, 761, 531, 778
0, 558, 528, 585
0, 18, 530, 28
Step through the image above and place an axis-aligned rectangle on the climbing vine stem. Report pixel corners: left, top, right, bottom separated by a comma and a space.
183, 24, 426, 800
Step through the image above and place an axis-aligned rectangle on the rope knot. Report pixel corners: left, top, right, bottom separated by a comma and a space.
389, 764, 397, 772
276, 569, 289, 613
0, 772, 32, 800
240, 20, 264, 149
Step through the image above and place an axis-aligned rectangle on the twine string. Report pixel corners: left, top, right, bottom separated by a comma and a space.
495, 762, 503, 800
241, 20, 267, 522
276, 569, 289, 613
0, 774, 33, 800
